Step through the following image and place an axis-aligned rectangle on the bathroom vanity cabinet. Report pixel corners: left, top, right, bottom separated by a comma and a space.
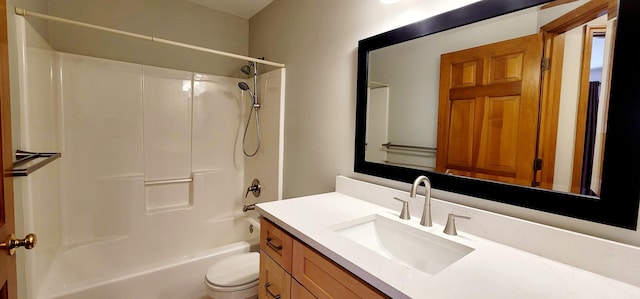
255, 178, 640, 298
258, 217, 388, 299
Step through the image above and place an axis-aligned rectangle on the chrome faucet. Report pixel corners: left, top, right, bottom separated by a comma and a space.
243, 203, 256, 212
410, 175, 432, 227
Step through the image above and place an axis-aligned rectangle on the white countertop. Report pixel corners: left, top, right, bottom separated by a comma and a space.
256, 192, 640, 299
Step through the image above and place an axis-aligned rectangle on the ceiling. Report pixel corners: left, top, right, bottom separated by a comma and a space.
186, 0, 274, 19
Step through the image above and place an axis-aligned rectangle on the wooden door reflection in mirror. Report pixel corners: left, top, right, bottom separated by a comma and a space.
436, 33, 544, 188
365, 0, 616, 197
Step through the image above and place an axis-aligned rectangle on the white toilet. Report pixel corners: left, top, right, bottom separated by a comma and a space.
205, 252, 260, 299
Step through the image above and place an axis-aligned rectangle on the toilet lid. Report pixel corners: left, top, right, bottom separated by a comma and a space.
206, 252, 260, 287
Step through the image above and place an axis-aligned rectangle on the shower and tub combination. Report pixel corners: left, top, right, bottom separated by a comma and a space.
13, 9, 285, 299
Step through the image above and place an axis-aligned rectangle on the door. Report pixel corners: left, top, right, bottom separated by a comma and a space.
0, 1, 17, 297
570, 26, 607, 195
436, 33, 544, 187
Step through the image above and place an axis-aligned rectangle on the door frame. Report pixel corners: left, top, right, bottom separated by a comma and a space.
570, 25, 607, 194
537, 0, 613, 191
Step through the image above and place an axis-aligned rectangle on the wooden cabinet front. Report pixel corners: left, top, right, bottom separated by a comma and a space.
259, 251, 291, 299
260, 217, 293, 273
258, 217, 388, 299
291, 279, 316, 299
292, 240, 387, 299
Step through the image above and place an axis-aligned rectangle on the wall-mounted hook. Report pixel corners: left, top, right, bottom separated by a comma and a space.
245, 179, 261, 198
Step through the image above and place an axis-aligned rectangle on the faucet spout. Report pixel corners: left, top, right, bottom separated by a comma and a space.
410, 175, 432, 227
243, 203, 256, 212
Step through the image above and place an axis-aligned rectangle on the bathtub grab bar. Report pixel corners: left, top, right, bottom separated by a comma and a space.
144, 178, 193, 186
12, 150, 61, 176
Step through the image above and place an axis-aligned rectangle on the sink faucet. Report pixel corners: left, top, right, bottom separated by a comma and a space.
410, 175, 432, 227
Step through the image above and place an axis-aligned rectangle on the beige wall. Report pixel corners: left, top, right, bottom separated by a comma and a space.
249, 0, 479, 198
249, 0, 640, 247
46, 0, 249, 77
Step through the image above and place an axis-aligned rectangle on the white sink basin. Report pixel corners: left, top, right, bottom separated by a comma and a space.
330, 214, 474, 275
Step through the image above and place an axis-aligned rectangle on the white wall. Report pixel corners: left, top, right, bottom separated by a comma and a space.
250, 0, 640, 247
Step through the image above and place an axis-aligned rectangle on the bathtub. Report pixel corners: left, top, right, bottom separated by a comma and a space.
36, 217, 260, 299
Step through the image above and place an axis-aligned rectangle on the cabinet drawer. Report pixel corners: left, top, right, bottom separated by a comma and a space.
260, 218, 293, 272
291, 279, 316, 299
292, 240, 388, 299
259, 251, 291, 299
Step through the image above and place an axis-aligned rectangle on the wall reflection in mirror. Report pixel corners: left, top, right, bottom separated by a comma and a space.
365, 0, 616, 197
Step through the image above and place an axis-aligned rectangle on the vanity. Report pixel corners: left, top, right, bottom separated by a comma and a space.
258, 216, 387, 298
256, 176, 640, 298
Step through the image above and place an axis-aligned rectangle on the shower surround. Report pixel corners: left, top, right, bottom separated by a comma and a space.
14, 18, 285, 298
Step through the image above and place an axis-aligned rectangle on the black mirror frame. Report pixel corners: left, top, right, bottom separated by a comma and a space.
355, 0, 640, 229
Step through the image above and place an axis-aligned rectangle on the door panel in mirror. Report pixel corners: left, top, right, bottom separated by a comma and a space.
436, 33, 543, 188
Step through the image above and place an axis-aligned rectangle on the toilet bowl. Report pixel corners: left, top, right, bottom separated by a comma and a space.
205, 251, 260, 299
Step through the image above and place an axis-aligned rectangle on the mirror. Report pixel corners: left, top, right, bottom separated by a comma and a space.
355, 0, 640, 229
367, 0, 613, 195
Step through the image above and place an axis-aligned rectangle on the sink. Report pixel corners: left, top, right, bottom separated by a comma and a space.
330, 214, 474, 275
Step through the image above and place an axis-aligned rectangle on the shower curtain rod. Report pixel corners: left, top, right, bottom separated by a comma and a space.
14, 7, 285, 68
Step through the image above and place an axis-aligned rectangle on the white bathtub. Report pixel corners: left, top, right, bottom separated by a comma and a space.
36, 217, 260, 299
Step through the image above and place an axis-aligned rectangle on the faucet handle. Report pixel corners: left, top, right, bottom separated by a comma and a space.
245, 179, 261, 198
443, 214, 470, 236
393, 197, 411, 220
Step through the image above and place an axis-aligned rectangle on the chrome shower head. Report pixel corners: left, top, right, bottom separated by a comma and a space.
240, 64, 251, 75
240, 62, 254, 76
238, 82, 255, 99
238, 82, 251, 91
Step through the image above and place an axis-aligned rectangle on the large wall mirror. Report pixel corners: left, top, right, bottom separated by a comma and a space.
355, 0, 640, 229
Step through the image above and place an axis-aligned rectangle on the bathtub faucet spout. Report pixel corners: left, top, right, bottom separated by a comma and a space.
243, 204, 256, 212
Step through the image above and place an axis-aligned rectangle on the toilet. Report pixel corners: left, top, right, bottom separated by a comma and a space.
205, 252, 260, 299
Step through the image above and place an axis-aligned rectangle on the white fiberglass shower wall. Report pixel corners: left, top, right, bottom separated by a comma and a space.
14, 16, 284, 298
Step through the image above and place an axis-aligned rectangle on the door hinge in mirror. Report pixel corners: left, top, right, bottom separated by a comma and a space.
541, 58, 550, 72
532, 158, 543, 187
533, 158, 543, 171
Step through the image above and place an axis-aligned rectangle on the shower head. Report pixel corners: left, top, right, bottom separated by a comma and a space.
240, 62, 254, 76
238, 82, 251, 91
238, 82, 255, 99
241, 65, 251, 75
